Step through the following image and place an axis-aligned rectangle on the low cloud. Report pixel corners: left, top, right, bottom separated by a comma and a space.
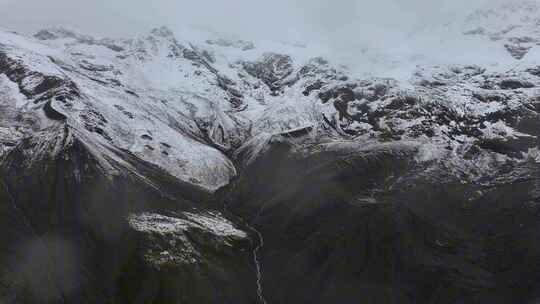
0, 0, 529, 73
1, 0, 493, 41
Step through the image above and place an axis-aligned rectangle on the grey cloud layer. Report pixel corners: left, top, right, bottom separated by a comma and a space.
1, 0, 493, 39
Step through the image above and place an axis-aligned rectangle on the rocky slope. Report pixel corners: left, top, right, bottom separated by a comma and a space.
0, 1, 539, 303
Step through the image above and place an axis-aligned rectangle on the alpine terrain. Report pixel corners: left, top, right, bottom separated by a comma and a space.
0, 1, 539, 303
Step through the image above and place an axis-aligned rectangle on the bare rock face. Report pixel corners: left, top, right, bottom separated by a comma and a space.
243, 53, 294, 93
128, 212, 248, 268
526, 66, 540, 77
504, 43, 532, 60
117, 212, 256, 304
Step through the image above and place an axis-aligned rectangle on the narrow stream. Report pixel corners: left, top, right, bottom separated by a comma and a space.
243, 220, 267, 304
223, 202, 268, 304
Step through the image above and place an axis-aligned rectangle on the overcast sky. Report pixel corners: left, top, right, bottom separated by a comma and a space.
0, 0, 497, 41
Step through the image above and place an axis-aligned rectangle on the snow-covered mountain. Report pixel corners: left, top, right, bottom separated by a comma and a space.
0, 1, 539, 303
346, 0, 540, 78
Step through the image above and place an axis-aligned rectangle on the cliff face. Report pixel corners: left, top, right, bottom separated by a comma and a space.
1, 2, 540, 302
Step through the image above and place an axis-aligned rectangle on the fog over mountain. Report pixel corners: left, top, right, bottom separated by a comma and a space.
2, 0, 530, 76
0, 0, 503, 42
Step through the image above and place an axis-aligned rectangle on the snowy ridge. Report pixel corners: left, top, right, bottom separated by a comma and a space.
128, 211, 247, 268
128, 211, 247, 239
343, 1, 540, 80
1, 1, 540, 192
1, 27, 240, 191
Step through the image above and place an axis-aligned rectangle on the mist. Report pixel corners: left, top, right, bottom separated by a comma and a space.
1, 0, 497, 42
0, 0, 530, 77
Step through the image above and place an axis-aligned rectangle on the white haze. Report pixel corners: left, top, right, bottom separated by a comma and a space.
0, 0, 499, 40
0, 0, 534, 77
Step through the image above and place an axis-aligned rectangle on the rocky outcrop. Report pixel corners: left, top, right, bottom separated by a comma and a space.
243, 53, 294, 93
117, 212, 257, 304
504, 44, 532, 60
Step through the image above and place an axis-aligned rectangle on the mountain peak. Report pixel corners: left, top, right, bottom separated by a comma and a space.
149, 26, 175, 39
34, 25, 95, 41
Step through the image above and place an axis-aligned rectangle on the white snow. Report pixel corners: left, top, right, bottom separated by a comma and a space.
1, 1, 539, 191
128, 212, 247, 239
